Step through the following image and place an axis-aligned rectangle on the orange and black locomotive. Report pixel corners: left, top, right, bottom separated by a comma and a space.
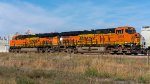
9, 26, 144, 55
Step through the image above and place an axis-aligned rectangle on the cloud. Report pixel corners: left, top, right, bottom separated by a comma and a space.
52, 2, 138, 30
0, 0, 150, 36
0, 2, 68, 36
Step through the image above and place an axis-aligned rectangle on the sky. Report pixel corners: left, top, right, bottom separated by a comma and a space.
0, 0, 150, 36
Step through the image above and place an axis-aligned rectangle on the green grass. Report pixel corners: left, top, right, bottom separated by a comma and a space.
85, 68, 112, 78
16, 76, 34, 84
0, 66, 89, 84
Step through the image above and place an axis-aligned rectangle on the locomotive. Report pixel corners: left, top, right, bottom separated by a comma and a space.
9, 26, 146, 55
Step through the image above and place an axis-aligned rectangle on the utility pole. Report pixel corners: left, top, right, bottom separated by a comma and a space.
147, 50, 150, 65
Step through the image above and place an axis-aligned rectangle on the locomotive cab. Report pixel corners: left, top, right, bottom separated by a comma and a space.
126, 27, 140, 45
115, 26, 136, 34
112, 27, 141, 55
115, 27, 140, 45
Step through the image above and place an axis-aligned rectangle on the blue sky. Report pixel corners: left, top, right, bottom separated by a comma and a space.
0, 0, 150, 36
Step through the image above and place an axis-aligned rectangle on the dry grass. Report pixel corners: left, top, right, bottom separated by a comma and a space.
0, 53, 149, 84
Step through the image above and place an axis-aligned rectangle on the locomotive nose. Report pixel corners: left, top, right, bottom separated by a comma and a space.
135, 33, 140, 38
134, 33, 141, 45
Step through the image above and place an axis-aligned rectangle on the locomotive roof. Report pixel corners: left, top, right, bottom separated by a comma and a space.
35, 33, 59, 37
16, 34, 36, 39
14, 27, 134, 39
60, 28, 116, 36
95, 28, 116, 34
60, 30, 93, 36
15, 32, 59, 39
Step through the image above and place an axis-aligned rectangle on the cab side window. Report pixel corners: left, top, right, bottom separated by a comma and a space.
116, 29, 124, 34
125, 29, 135, 34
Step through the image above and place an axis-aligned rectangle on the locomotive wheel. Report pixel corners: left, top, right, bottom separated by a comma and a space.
134, 53, 138, 55
46, 48, 51, 53
16, 49, 21, 53
9, 49, 13, 53
73, 49, 78, 54
67, 49, 72, 53
38, 48, 44, 53
125, 53, 131, 55
13, 49, 18, 53
46, 48, 55, 53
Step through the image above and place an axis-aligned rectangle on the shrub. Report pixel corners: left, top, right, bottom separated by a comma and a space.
54, 80, 62, 84
84, 68, 98, 77
114, 76, 126, 81
138, 76, 147, 83
98, 71, 112, 78
28, 70, 56, 79
16, 76, 34, 84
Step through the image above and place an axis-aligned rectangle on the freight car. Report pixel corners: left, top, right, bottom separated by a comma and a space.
141, 26, 150, 49
9, 26, 146, 55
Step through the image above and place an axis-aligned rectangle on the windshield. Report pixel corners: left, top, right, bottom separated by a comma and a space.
125, 29, 136, 34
